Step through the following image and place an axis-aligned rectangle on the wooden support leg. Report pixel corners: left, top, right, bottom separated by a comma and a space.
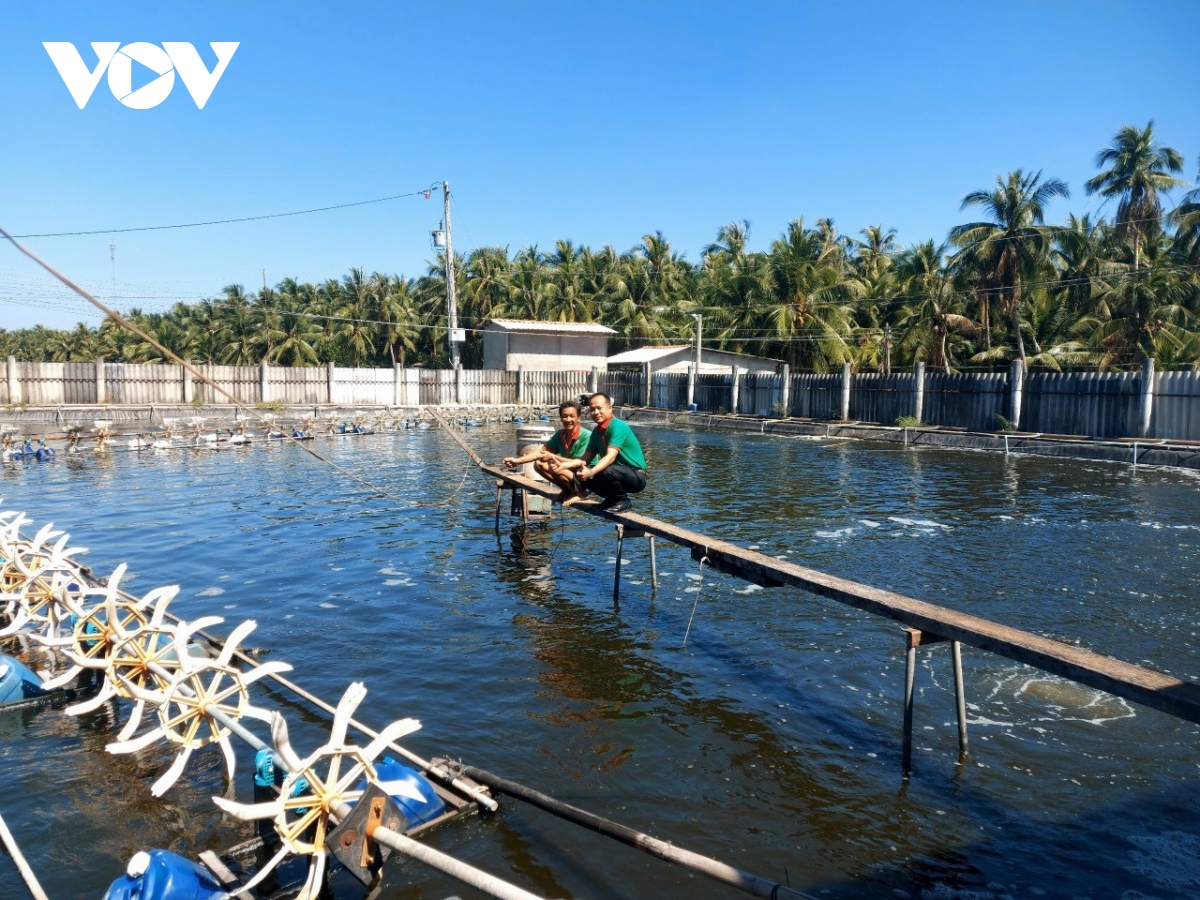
952, 640, 969, 756
648, 535, 658, 595
494, 481, 504, 534
613, 524, 625, 603
902, 629, 918, 775
521, 487, 529, 524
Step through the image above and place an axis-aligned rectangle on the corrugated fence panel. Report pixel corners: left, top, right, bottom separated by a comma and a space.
694, 374, 731, 412
523, 371, 589, 408
18, 362, 65, 405
851, 373, 914, 424
738, 373, 782, 416
461, 370, 516, 405
194, 364, 260, 405
105, 362, 184, 404
924, 373, 1008, 431
1023, 372, 1139, 438
64, 362, 97, 403
651, 373, 688, 410
601, 371, 644, 408
272, 366, 328, 405
331, 367, 393, 405
788, 374, 841, 418
1150, 370, 1200, 441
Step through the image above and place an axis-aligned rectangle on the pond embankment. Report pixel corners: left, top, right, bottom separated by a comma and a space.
623, 407, 1200, 470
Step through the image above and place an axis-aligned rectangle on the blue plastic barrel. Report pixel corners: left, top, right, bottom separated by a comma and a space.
102, 850, 224, 900
0, 655, 47, 705
367, 759, 445, 826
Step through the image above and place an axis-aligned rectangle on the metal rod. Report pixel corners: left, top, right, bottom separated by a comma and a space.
454, 764, 818, 900
648, 535, 658, 595
952, 640, 969, 756
613, 524, 624, 603
329, 799, 543, 900
0, 810, 51, 900
902, 639, 917, 774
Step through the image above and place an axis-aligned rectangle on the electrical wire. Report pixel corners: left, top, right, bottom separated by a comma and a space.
10, 184, 443, 239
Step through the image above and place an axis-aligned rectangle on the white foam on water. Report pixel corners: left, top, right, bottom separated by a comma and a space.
685, 573, 704, 581
384, 578, 405, 586
1126, 830, 1200, 892
816, 527, 856, 539
380, 567, 404, 576
889, 516, 951, 529
197, 587, 224, 597
733, 584, 763, 595
218, 574, 230, 580
319, 602, 337, 609
684, 586, 700, 593
223, 604, 237, 610
860, 519, 881, 528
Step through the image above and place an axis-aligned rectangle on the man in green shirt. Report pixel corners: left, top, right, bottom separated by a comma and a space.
573, 392, 648, 513
503, 399, 591, 503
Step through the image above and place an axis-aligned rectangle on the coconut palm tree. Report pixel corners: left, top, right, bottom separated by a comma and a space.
1085, 122, 1186, 271
893, 241, 976, 372
765, 219, 859, 370
950, 169, 1070, 364
1169, 161, 1200, 266
1085, 238, 1195, 368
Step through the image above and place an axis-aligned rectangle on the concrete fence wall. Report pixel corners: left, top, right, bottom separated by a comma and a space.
5, 356, 1200, 441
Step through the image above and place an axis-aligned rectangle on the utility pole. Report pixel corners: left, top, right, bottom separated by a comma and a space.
883, 324, 891, 375
443, 181, 461, 369
687, 313, 702, 409
109, 240, 116, 301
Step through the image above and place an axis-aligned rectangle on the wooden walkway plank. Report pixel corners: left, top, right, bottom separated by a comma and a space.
480, 462, 1200, 727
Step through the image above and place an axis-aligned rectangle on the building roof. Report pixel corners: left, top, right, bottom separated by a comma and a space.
485, 319, 615, 335
607, 346, 783, 365
605, 346, 691, 364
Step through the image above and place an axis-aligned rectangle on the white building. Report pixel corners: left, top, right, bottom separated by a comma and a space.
482, 319, 615, 371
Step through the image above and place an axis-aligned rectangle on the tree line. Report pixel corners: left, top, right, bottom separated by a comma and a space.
4, 122, 1199, 373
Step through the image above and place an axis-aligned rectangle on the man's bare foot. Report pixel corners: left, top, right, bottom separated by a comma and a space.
561, 491, 587, 508
553, 488, 574, 505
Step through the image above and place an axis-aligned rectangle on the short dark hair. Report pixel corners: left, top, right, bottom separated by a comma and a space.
558, 399, 581, 415
588, 391, 612, 407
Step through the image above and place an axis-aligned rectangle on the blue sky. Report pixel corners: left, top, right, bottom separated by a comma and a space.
3, 1, 1199, 331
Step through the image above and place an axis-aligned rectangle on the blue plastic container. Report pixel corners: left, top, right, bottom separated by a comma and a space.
101, 849, 224, 900
365, 759, 445, 826
0, 655, 47, 705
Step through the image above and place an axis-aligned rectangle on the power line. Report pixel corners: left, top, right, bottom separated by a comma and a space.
11, 184, 443, 239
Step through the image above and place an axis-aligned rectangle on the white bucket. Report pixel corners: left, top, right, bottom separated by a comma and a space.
515, 424, 555, 481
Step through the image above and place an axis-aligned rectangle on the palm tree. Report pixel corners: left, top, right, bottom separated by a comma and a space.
894, 241, 976, 372
765, 219, 859, 370
1085, 238, 1195, 368
1085, 121, 1186, 270
951, 169, 1070, 364
1169, 161, 1200, 266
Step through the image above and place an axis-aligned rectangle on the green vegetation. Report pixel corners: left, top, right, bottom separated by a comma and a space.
896, 415, 921, 428
4, 122, 1199, 372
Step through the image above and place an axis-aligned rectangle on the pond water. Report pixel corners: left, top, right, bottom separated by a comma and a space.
2, 423, 1200, 900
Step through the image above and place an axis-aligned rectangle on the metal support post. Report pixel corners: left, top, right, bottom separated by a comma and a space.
648, 535, 658, 595
613, 524, 625, 603
903, 630, 917, 774
952, 640, 969, 756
